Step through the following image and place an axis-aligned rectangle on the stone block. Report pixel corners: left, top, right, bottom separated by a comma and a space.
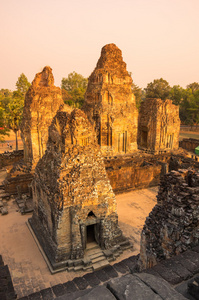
135, 272, 187, 300
83, 272, 100, 287
103, 265, 118, 279
40, 287, 54, 300
62, 280, 78, 294
162, 258, 192, 280
52, 284, 65, 297
28, 292, 42, 299
75, 286, 116, 300
73, 277, 88, 290
107, 274, 162, 300
93, 269, 110, 282
188, 277, 199, 300
113, 261, 129, 274
152, 263, 181, 285
1, 207, 8, 215
122, 257, 138, 273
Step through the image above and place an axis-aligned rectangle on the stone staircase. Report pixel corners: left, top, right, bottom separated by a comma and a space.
85, 242, 110, 271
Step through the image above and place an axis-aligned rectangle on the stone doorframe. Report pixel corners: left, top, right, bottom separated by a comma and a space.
80, 218, 101, 250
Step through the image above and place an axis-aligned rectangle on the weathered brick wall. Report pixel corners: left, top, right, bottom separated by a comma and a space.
138, 98, 180, 152
0, 150, 23, 169
105, 155, 163, 193
83, 44, 138, 156
139, 169, 199, 270
179, 138, 199, 152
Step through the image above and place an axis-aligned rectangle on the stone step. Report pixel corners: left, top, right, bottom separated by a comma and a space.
83, 266, 93, 272
86, 242, 99, 250
87, 249, 104, 257
74, 265, 83, 272
90, 253, 105, 259
91, 256, 106, 264
92, 259, 109, 271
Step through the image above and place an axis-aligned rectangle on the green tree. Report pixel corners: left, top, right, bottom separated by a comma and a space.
4, 73, 30, 150
169, 85, 185, 106
187, 82, 199, 93
16, 73, 31, 97
0, 104, 10, 142
145, 78, 171, 100
6, 95, 24, 150
61, 72, 88, 108
0, 89, 13, 111
131, 81, 143, 109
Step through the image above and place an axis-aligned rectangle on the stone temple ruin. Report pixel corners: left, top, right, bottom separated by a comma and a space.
139, 169, 199, 270
138, 98, 180, 153
29, 108, 130, 271
83, 43, 138, 156
4, 66, 71, 196
21, 66, 68, 169
3, 43, 193, 277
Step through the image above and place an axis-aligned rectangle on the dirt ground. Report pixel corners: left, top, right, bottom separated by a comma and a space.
179, 130, 199, 141
0, 131, 23, 153
0, 165, 158, 298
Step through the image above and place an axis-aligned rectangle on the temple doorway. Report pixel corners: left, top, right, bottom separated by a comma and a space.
87, 224, 95, 244
141, 130, 148, 148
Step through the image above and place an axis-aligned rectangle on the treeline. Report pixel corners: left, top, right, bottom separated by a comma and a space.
135, 78, 199, 127
0, 72, 198, 147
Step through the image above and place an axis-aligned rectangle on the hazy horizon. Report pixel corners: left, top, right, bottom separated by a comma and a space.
0, 0, 199, 91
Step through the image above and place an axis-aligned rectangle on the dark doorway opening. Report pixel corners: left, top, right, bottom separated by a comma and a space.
141, 130, 148, 148
87, 224, 95, 243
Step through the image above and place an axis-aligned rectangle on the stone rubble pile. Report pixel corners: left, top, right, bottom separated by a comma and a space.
139, 169, 199, 270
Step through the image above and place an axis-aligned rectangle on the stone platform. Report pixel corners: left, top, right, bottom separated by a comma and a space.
28, 218, 131, 274
18, 246, 199, 299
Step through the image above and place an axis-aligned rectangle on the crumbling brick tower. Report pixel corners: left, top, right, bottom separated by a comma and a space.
29, 108, 129, 271
139, 169, 199, 270
20, 66, 65, 169
138, 98, 180, 153
83, 43, 138, 156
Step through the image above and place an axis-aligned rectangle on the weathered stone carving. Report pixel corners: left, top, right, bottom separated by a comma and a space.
29, 108, 129, 270
138, 98, 180, 153
139, 169, 199, 270
20, 66, 67, 169
83, 43, 138, 156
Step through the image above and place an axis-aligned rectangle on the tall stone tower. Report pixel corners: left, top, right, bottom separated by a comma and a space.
29, 108, 130, 271
83, 44, 138, 156
21, 66, 66, 169
138, 98, 180, 153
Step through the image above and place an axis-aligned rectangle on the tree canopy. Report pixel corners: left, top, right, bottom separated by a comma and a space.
145, 78, 171, 100
16, 73, 31, 97
0, 73, 30, 149
131, 81, 143, 109
61, 72, 88, 108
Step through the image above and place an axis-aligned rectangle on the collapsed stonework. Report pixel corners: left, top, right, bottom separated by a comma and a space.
29, 108, 130, 271
83, 43, 138, 156
20, 66, 68, 169
139, 169, 199, 270
138, 98, 180, 153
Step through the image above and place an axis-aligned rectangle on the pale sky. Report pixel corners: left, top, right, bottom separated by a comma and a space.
0, 0, 199, 90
